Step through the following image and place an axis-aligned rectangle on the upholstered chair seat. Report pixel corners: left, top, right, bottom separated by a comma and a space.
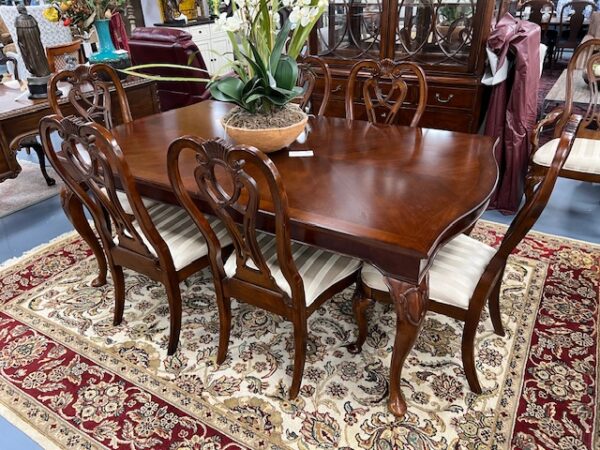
533, 137, 600, 174
361, 234, 496, 310
224, 232, 361, 306
129, 203, 231, 271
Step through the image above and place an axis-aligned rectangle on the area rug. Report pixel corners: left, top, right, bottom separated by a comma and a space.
0, 222, 597, 449
0, 160, 62, 218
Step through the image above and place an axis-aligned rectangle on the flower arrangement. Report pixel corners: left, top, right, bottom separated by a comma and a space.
208, 0, 327, 117
43, 0, 124, 30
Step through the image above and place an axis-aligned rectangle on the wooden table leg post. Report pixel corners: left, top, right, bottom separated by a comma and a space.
60, 188, 108, 287
385, 275, 429, 418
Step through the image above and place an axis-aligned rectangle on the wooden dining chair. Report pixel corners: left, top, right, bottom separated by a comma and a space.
349, 114, 582, 394
345, 58, 428, 127
167, 137, 362, 399
520, 0, 555, 40
554, 1, 597, 64
297, 55, 332, 116
39, 115, 232, 355
527, 39, 600, 199
46, 40, 84, 72
48, 63, 132, 129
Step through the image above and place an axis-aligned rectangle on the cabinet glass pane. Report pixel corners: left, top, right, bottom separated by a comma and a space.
395, 0, 476, 66
314, 0, 383, 59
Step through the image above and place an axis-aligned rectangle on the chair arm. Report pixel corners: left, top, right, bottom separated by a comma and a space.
531, 107, 565, 153
9, 131, 40, 154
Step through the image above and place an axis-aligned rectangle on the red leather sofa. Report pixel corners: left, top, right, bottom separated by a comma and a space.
128, 27, 210, 111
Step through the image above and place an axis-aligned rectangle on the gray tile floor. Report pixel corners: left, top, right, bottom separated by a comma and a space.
0, 156, 597, 449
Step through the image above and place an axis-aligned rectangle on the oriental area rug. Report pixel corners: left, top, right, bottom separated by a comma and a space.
0, 221, 597, 449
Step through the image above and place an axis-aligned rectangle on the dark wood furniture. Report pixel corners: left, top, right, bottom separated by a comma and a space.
298, 55, 331, 116
345, 59, 428, 126
554, 1, 597, 63
46, 40, 84, 73
40, 115, 231, 356
527, 39, 600, 200
520, 0, 555, 39
168, 137, 361, 398
96, 100, 498, 417
352, 114, 581, 394
0, 76, 159, 185
307, 0, 507, 132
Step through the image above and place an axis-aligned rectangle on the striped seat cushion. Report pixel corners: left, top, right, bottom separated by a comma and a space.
534, 137, 600, 175
109, 189, 158, 215
224, 232, 361, 306
361, 234, 496, 310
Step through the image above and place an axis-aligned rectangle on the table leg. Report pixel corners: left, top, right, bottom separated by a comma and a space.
385, 276, 429, 418
60, 188, 108, 287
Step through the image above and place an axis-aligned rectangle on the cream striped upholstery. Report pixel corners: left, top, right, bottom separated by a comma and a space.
224, 232, 361, 306
534, 137, 600, 174
112, 192, 231, 270
109, 190, 158, 215
361, 234, 497, 310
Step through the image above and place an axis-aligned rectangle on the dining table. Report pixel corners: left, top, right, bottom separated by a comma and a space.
81, 99, 499, 418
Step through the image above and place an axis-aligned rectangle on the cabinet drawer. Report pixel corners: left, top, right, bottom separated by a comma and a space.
427, 86, 477, 110
189, 24, 211, 43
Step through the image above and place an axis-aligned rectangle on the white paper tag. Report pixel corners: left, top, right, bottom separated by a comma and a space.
288, 150, 314, 157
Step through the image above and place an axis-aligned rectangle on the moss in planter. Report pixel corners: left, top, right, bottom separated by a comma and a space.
222, 104, 306, 129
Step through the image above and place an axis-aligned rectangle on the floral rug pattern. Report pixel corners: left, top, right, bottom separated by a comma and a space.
0, 222, 597, 449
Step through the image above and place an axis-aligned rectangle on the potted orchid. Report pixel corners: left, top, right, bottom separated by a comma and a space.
210, 0, 327, 151
124, 0, 327, 152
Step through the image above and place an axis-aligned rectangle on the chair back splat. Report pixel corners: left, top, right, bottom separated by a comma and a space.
48, 64, 132, 129
345, 58, 428, 127
297, 55, 332, 116
168, 137, 302, 308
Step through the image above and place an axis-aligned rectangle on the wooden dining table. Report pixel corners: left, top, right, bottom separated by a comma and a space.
85, 99, 498, 417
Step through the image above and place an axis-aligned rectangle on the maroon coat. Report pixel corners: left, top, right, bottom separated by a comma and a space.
485, 14, 541, 213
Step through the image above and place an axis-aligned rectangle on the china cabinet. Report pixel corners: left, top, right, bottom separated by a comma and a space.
308, 0, 509, 132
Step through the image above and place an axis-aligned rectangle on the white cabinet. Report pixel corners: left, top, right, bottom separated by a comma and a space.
166, 23, 232, 76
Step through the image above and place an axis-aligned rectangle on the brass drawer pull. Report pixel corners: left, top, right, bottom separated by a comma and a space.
435, 93, 454, 104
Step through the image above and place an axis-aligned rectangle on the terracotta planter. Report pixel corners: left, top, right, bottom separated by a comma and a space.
221, 113, 308, 153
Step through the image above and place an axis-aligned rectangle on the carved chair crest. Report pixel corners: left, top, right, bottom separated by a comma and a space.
346, 58, 428, 127
168, 137, 301, 302
297, 55, 331, 116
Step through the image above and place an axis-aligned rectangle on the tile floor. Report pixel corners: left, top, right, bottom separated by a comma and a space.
0, 154, 598, 449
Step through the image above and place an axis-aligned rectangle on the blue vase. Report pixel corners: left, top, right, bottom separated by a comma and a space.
89, 19, 130, 72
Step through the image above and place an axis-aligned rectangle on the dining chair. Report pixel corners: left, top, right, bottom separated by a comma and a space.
39, 115, 232, 355
345, 58, 428, 127
527, 39, 600, 200
554, 1, 597, 64
297, 55, 331, 116
520, 0, 555, 40
167, 136, 362, 399
48, 63, 133, 129
46, 40, 84, 73
349, 114, 582, 394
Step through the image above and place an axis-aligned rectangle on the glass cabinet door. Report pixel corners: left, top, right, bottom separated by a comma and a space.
313, 0, 385, 60
393, 0, 477, 67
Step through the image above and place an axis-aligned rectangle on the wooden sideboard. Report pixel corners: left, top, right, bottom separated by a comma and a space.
308, 0, 510, 133
0, 78, 159, 184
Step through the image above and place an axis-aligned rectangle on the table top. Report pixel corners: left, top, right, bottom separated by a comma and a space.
544, 68, 591, 105
111, 101, 498, 282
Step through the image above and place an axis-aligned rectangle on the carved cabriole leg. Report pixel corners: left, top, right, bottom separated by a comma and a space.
112, 265, 125, 326
386, 276, 429, 418
348, 286, 372, 354
29, 142, 56, 186
289, 312, 308, 400
488, 271, 505, 337
60, 188, 107, 287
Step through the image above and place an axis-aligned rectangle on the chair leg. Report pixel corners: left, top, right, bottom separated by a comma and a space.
112, 265, 126, 326
28, 143, 56, 186
60, 188, 107, 287
461, 320, 482, 394
347, 289, 372, 354
489, 275, 505, 337
216, 293, 232, 365
524, 169, 544, 204
165, 278, 183, 356
289, 316, 307, 400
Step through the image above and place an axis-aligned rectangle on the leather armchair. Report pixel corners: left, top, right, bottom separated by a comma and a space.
129, 27, 210, 111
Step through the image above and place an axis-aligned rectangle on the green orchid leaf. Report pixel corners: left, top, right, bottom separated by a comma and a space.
270, 20, 292, 72
273, 56, 298, 91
